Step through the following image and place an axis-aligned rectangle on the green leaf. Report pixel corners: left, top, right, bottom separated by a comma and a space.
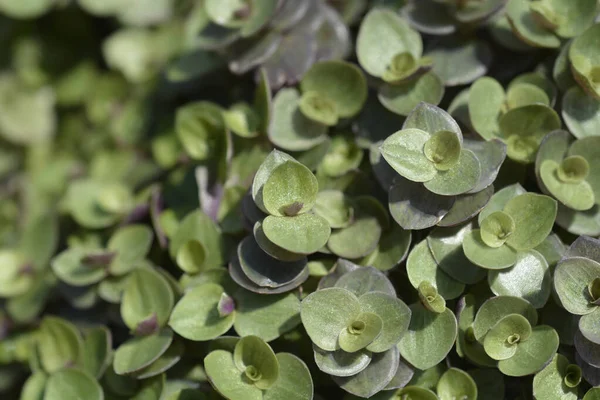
133, 339, 183, 379
175, 102, 225, 161
579, 307, 600, 345
253, 221, 306, 262
584, 388, 600, 400
407, 240, 465, 300
398, 303, 457, 370
319, 134, 364, 178
388, 176, 455, 230
263, 353, 314, 400
540, 159, 595, 211
488, 250, 551, 308
82, 326, 111, 379
313, 190, 353, 229
300, 61, 367, 119
168, 283, 234, 341
313, 346, 372, 377
301, 287, 360, 351
378, 73, 445, 117
478, 183, 527, 224
262, 161, 318, 217
44, 369, 103, 400
65, 179, 123, 229
327, 209, 382, 259
418, 281, 447, 314
339, 312, 384, 353
506, 0, 561, 48
333, 347, 400, 398
262, 214, 331, 255
403, 101, 462, 136
498, 325, 559, 377
423, 149, 482, 196
233, 336, 279, 390
562, 86, 600, 140
237, 236, 308, 289
120, 268, 174, 334
423, 130, 461, 171
268, 88, 328, 151
356, 8, 422, 78
113, 329, 173, 375
394, 386, 439, 400
51, 247, 108, 287
359, 291, 411, 353
480, 211, 516, 248
506, 83, 550, 108
333, 266, 396, 297
223, 103, 260, 138
437, 368, 478, 400
533, 354, 579, 400
569, 23, 600, 99
38, 317, 84, 373
500, 193, 557, 250
380, 128, 435, 182
252, 150, 296, 213
483, 314, 532, 360
107, 224, 153, 275
472, 296, 538, 342
21, 372, 46, 400
569, 136, 600, 204
499, 104, 562, 164
204, 350, 262, 400
233, 288, 300, 342
469, 77, 505, 140
358, 224, 412, 272
427, 224, 487, 284
129, 374, 164, 400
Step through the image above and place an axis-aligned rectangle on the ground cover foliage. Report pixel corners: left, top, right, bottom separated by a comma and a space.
0, 0, 600, 399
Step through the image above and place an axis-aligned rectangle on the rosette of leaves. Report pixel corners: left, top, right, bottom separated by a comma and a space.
29, 316, 108, 399
302, 266, 411, 398
177, 0, 350, 89
204, 335, 313, 400
247, 150, 331, 267
401, 0, 508, 36
468, 74, 561, 163
51, 224, 153, 294
380, 103, 506, 230
169, 268, 301, 342
469, 295, 559, 376
554, 236, 600, 372
533, 354, 583, 400
505, 0, 598, 48
462, 185, 557, 275
267, 60, 367, 151
356, 8, 445, 116
535, 130, 600, 235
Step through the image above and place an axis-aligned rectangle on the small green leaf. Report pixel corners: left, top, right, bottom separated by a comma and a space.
480, 211, 516, 248
51, 247, 108, 287
301, 287, 360, 351
327, 210, 382, 259
253, 221, 306, 262
113, 329, 173, 375
380, 128, 435, 182
359, 291, 411, 353
423, 130, 461, 171
472, 296, 538, 342
82, 326, 111, 379
562, 86, 600, 139
233, 336, 279, 390
108, 224, 153, 275
300, 60, 367, 119
313, 190, 353, 229
168, 283, 234, 341
569, 24, 600, 99
498, 325, 559, 377
333, 266, 396, 297
121, 268, 174, 333
339, 312, 383, 353
357, 8, 422, 79
423, 149, 482, 196
503, 193, 557, 250
533, 354, 579, 400
469, 77, 505, 140
204, 350, 262, 400
398, 303, 457, 370
262, 214, 331, 255
299, 91, 338, 126
263, 353, 314, 400
262, 161, 318, 217
488, 250, 551, 308
462, 229, 518, 270
540, 159, 595, 211
506, 0, 561, 48
268, 88, 328, 151
313, 346, 372, 377
483, 314, 532, 360
437, 368, 478, 400
378, 73, 445, 117
418, 281, 446, 314
333, 347, 400, 398
506, 83, 549, 108
44, 368, 103, 400
478, 183, 527, 224
38, 316, 84, 373
407, 240, 465, 300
